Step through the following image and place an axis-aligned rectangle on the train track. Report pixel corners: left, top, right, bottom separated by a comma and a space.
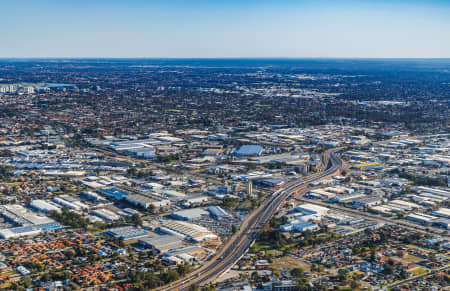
156, 150, 343, 290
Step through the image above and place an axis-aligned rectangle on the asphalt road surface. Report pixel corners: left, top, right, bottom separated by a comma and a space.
156, 150, 344, 291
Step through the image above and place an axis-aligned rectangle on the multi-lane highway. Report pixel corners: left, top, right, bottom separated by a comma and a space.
156, 150, 343, 291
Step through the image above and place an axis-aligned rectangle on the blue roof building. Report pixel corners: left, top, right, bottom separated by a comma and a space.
233, 145, 263, 156
97, 188, 129, 200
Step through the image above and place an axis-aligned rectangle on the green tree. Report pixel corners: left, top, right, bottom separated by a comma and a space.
291, 268, 305, 278
337, 268, 349, 282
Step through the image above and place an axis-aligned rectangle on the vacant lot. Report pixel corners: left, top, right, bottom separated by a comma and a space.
408, 267, 428, 276
271, 256, 311, 272
401, 254, 424, 263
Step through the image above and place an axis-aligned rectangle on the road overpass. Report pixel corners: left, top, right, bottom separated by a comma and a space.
156, 150, 344, 290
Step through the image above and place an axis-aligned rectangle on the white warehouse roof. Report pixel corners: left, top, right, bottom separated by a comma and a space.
295, 203, 329, 215
172, 208, 209, 221
30, 200, 61, 213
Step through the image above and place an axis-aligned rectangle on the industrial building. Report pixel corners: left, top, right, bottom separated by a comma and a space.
351, 196, 386, 208
0, 204, 61, 239
124, 194, 170, 209
104, 226, 151, 241
280, 219, 319, 232
406, 213, 439, 225
389, 199, 420, 211
159, 220, 217, 242
260, 178, 285, 188
97, 188, 129, 200
53, 195, 89, 210
431, 208, 450, 219
139, 234, 184, 253
182, 196, 209, 207
30, 200, 61, 213
0, 204, 56, 226
416, 187, 450, 198
233, 145, 263, 156
0, 222, 61, 239
109, 136, 182, 158
207, 206, 230, 220
331, 192, 366, 203
162, 255, 184, 265
82, 191, 105, 201
92, 209, 121, 221
109, 139, 157, 158
433, 218, 450, 230
157, 189, 186, 200
293, 203, 329, 216
306, 189, 337, 200
171, 208, 209, 221
162, 245, 204, 258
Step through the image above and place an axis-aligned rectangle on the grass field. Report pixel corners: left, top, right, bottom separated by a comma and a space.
271, 256, 311, 271
250, 241, 272, 252
408, 266, 428, 276
349, 270, 364, 277
166, 109, 185, 113
1, 182, 22, 186
401, 254, 425, 263
266, 249, 283, 256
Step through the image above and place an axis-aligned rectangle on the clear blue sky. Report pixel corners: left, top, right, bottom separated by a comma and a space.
2, 0, 450, 58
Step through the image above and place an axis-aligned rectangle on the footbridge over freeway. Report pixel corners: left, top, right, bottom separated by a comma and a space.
156, 150, 344, 291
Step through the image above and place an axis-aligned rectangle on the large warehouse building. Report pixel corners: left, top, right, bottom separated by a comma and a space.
104, 226, 151, 241
0, 205, 61, 239
171, 208, 209, 221
30, 200, 61, 213
294, 203, 329, 216
159, 220, 217, 242
139, 234, 184, 253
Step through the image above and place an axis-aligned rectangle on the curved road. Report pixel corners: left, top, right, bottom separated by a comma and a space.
156, 150, 344, 291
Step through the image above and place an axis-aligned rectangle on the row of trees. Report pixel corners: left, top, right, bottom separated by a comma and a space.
399, 172, 447, 187
48, 207, 89, 229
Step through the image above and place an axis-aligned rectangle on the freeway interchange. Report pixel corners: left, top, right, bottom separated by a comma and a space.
157, 150, 344, 291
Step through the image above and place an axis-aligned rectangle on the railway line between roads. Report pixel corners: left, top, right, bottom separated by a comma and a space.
156, 149, 344, 290
294, 196, 450, 239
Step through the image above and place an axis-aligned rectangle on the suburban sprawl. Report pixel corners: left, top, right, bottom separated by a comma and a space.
0, 59, 448, 291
